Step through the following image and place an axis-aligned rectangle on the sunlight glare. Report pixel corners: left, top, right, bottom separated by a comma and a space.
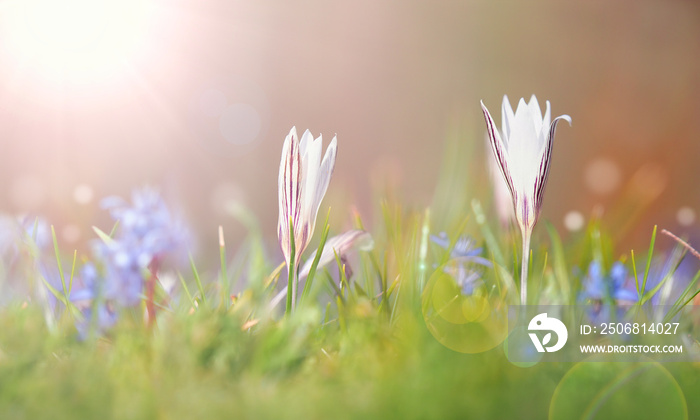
3, 0, 153, 83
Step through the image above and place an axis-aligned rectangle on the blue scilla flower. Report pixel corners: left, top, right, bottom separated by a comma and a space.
67, 188, 188, 335
0, 215, 50, 259
70, 263, 117, 338
70, 263, 100, 302
19, 215, 50, 251
431, 232, 492, 295
98, 187, 188, 297
580, 261, 638, 302
452, 264, 484, 295
93, 238, 149, 306
430, 232, 493, 267
77, 304, 118, 339
102, 187, 188, 260
580, 261, 638, 324
79, 241, 145, 308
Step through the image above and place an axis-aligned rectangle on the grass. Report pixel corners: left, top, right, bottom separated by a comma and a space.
1, 130, 699, 419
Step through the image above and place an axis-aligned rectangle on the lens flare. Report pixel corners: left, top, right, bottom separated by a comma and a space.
2, 0, 153, 83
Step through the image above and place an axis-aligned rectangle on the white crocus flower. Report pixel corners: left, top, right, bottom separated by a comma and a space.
277, 126, 337, 312
481, 95, 571, 305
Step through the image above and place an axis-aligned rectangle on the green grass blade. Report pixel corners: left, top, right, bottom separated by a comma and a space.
640, 249, 683, 305
672, 269, 700, 310
418, 208, 430, 291
108, 220, 120, 237
189, 253, 207, 309
545, 222, 571, 304
665, 288, 700, 322
178, 272, 196, 309
68, 250, 77, 294
640, 225, 657, 295
664, 269, 700, 322
389, 275, 402, 325
630, 250, 640, 299
301, 208, 331, 306
92, 226, 116, 246
39, 275, 68, 306
219, 226, 229, 309
471, 199, 505, 267
50, 225, 68, 298
264, 262, 286, 291
333, 250, 350, 299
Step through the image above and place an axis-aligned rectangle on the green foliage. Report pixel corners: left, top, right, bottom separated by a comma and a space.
2, 135, 700, 419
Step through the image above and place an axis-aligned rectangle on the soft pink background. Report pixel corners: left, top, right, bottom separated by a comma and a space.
1, 0, 698, 262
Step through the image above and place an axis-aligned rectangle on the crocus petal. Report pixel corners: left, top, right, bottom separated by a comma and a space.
277, 127, 303, 262
485, 134, 515, 226
299, 128, 314, 158
298, 229, 373, 279
509, 98, 540, 189
527, 94, 543, 133
277, 127, 338, 274
300, 130, 322, 219
501, 95, 515, 140
306, 136, 337, 238
534, 114, 571, 212
542, 100, 552, 134
302, 132, 323, 225
548, 115, 572, 145
482, 95, 571, 233
481, 101, 515, 199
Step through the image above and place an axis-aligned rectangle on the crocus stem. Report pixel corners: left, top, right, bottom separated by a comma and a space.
286, 263, 297, 315
520, 228, 532, 306
285, 219, 297, 315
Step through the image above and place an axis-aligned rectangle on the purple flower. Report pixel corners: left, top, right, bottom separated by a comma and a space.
431, 233, 492, 295
102, 187, 187, 261
580, 261, 638, 324
70, 263, 117, 338
19, 216, 51, 251
581, 262, 638, 302
430, 232, 493, 267
68, 187, 188, 335
92, 238, 147, 306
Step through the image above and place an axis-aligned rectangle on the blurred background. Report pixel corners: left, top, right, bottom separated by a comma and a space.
0, 0, 699, 266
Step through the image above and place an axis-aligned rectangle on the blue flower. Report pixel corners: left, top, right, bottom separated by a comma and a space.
19, 216, 51, 251
68, 187, 188, 336
70, 263, 117, 338
430, 232, 493, 267
77, 304, 118, 339
431, 232, 492, 295
0, 215, 50, 259
93, 237, 150, 306
102, 187, 187, 260
580, 261, 638, 302
580, 261, 638, 324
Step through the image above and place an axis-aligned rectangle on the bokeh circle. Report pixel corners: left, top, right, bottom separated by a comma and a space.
421, 265, 510, 353
550, 359, 687, 419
